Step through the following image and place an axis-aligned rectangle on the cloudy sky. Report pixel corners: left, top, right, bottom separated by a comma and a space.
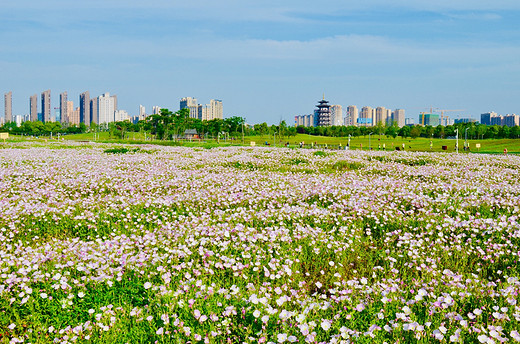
1, 0, 519, 124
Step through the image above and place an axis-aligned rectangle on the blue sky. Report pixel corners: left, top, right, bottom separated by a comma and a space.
1, 0, 519, 124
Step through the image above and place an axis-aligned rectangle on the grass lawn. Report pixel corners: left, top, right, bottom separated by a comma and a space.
3, 132, 519, 154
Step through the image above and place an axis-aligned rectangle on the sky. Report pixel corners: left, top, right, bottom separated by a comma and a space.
1, 0, 519, 124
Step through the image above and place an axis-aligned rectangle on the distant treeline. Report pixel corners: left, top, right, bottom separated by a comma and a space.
2, 110, 520, 140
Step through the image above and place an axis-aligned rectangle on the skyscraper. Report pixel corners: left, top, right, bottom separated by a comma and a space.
60, 92, 68, 124
480, 112, 498, 126
66, 101, 75, 124
139, 105, 146, 117
198, 99, 223, 121
30, 94, 38, 122
90, 97, 98, 125
97, 93, 116, 124
393, 109, 405, 127
79, 91, 90, 126
330, 105, 343, 126
375, 107, 388, 126
180, 97, 199, 119
359, 106, 374, 127
41, 90, 51, 123
346, 105, 358, 126
4, 91, 12, 123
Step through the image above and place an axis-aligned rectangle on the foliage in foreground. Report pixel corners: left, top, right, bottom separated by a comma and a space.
0, 143, 519, 343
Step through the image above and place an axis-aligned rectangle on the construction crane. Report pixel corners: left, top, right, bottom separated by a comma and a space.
436, 109, 465, 126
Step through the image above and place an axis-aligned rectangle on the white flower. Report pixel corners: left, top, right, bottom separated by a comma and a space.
277, 333, 288, 343
321, 319, 332, 331
78, 292, 85, 298
315, 281, 322, 288
156, 327, 164, 335
8, 323, 15, 330
511, 330, 520, 342
40, 293, 48, 299
253, 310, 261, 318
144, 282, 152, 290
477, 335, 489, 343
288, 335, 297, 342
261, 315, 269, 323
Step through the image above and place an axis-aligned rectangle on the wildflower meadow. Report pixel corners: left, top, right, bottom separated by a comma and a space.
1, 143, 519, 343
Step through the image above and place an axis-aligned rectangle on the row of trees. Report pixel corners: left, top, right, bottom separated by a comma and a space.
0, 121, 88, 136
293, 122, 520, 140
2, 110, 520, 141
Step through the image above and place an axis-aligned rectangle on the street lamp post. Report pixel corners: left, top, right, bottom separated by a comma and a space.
455, 129, 459, 153
347, 134, 351, 150
273, 131, 277, 147
465, 128, 469, 151
369, 132, 373, 150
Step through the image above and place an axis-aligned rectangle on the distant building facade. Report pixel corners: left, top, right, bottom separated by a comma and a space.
330, 105, 343, 126
345, 105, 358, 126
79, 91, 90, 126
90, 97, 98, 125
4, 91, 12, 123
419, 113, 439, 126
60, 92, 68, 124
180, 97, 223, 121
392, 109, 405, 127
480, 112, 498, 126
41, 90, 51, 123
98, 93, 117, 125
30, 94, 38, 122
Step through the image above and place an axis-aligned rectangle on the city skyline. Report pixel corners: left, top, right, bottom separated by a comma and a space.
1, 1, 519, 123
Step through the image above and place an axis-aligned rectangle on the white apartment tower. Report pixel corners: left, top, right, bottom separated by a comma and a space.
346, 105, 358, 126
180, 97, 199, 119
359, 106, 374, 127
330, 105, 343, 126
393, 109, 405, 127
98, 93, 117, 124
375, 107, 388, 126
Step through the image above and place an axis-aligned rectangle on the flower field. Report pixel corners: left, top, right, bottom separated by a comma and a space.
1, 143, 519, 343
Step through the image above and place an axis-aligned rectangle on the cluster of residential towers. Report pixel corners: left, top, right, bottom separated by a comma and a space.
295, 98, 406, 128
2, 91, 223, 127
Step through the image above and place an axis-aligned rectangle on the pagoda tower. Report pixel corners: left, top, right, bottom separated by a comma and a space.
316, 96, 331, 126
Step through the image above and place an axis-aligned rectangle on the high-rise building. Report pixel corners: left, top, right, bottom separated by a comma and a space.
69, 103, 80, 125
393, 109, 405, 127
79, 91, 90, 126
346, 106, 358, 126
480, 112, 498, 125
115, 110, 129, 122
359, 106, 374, 127
30, 94, 38, 122
139, 105, 146, 117
330, 105, 343, 126
41, 90, 51, 123
4, 91, 12, 123
60, 92, 68, 124
375, 107, 388, 126
152, 106, 161, 115
66, 101, 76, 124
180, 97, 199, 119
198, 99, 223, 121
419, 113, 439, 126
90, 97, 98, 125
503, 114, 520, 127
98, 93, 116, 124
